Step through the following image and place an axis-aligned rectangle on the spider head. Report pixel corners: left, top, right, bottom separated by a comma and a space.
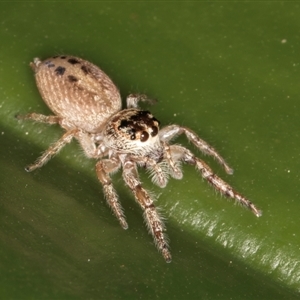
103, 109, 161, 155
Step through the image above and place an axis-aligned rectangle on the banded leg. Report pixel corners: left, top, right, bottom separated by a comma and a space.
170, 145, 262, 217
25, 129, 78, 172
122, 160, 171, 263
96, 159, 128, 229
159, 125, 233, 175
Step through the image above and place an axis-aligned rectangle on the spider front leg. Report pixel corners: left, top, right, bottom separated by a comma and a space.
96, 158, 128, 230
122, 159, 171, 263
159, 125, 233, 175
170, 145, 262, 217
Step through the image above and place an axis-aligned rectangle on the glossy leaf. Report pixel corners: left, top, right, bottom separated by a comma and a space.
1, 2, 299, 299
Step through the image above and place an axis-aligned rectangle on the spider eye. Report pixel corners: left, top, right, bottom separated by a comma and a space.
130, 133, 136, 140
151, 126, 158, 137
140, 131, 149, 142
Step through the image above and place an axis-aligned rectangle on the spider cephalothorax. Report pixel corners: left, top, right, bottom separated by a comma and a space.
102, 109, 161, 156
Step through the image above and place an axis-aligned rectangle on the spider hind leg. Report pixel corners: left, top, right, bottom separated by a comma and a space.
169, 145, 262, 217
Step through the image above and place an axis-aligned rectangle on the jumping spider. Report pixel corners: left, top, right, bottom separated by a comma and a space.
17, 55, 261, 263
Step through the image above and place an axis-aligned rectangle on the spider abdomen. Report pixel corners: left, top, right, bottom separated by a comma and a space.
31, 55, 122, 133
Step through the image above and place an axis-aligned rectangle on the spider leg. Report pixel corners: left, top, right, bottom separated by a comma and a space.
162, 142, 183, 179
130, 156, 169, 188
17, 112, 102, 166
126, 94, 156, 108
122, 159, 171, 263
96, 158, 128, 230
16, 112, 61, 124
170, 145, 262, 217
76, 131, 107, 159
17, 112, 79, 171
159, 125, 233, 175
24, 129, 78, 172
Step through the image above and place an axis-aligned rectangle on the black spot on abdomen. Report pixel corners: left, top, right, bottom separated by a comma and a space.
55, 66, 66, 76
81, 65, 90, 75
68, 58, 80, 65
68, 75, 78, 82
44, 60, 55, 68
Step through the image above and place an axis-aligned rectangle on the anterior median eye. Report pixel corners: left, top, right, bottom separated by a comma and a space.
140, 131, 149, 142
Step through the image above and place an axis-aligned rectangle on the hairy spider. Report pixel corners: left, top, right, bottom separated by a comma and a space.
17, 55, 261, 263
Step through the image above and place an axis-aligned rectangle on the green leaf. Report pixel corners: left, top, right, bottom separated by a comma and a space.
1, 2, 299, 299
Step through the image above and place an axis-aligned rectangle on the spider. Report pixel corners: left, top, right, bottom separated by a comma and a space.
17, 55, 261, 263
